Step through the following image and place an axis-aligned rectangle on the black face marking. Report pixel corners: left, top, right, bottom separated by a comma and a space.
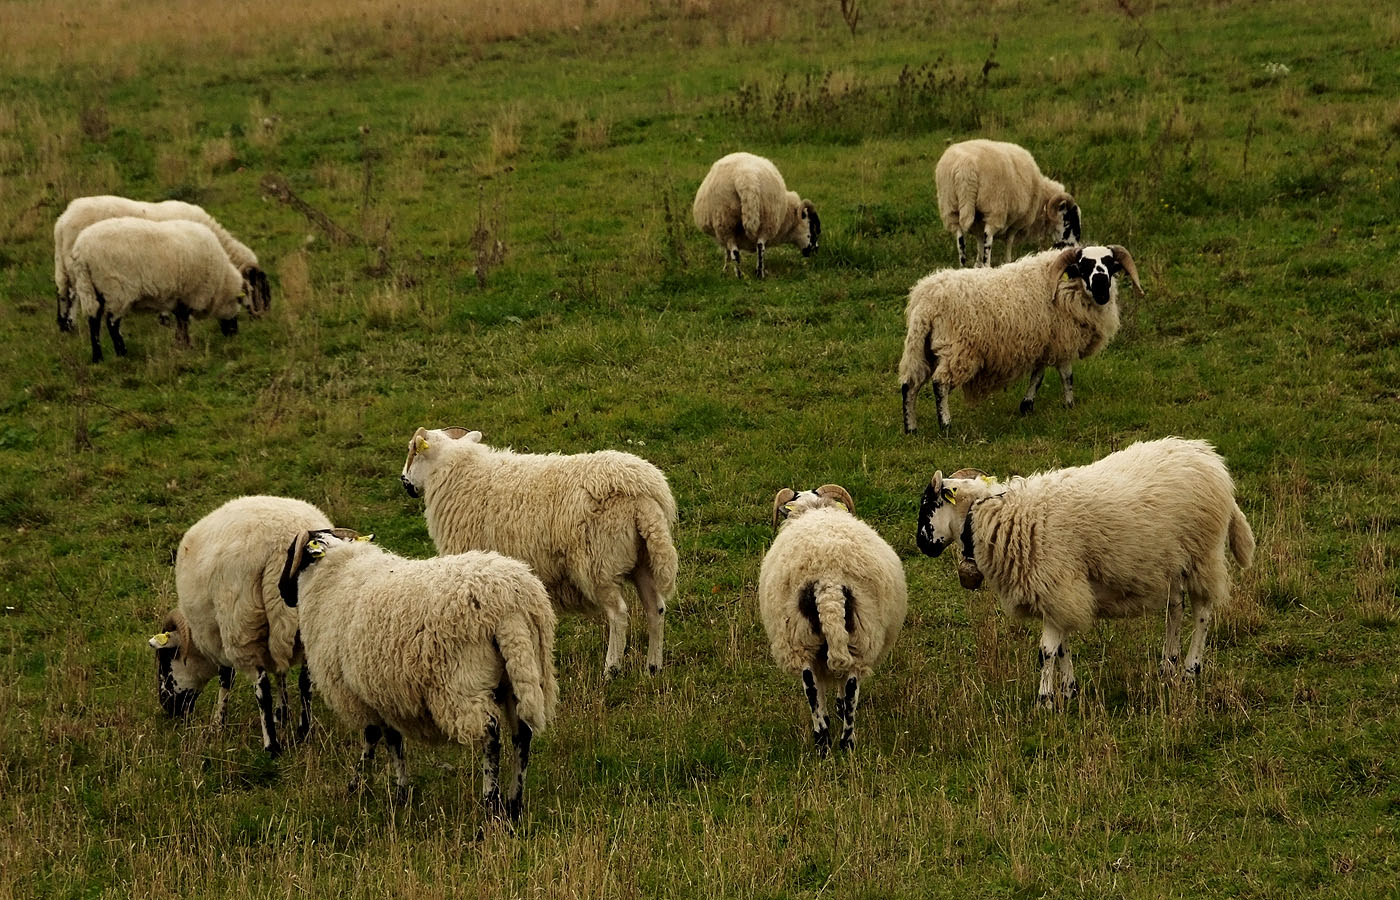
219, 317, 238, 337
808, 207, 821, 249
278, 537, 305, 607
916, 484, 947, 557
219, 666, 234, 692
155, 648, 200, 718
1062, 205, 1081, 244
401, 475, 419, 499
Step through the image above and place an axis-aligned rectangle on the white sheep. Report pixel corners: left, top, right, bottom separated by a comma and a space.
147, 495, 331, 755
278, 529, 558, 821
66, 216, 248, 363
935, 139, 1081, 267
915, 438, 1255, 706
53, 195, 270, 328
899, 244, 1143, 434
759, 484, 907, 753
692, 151, 820, 278
401, 426, 678, 677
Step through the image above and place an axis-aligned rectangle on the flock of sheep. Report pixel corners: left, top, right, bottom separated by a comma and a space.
55, 136, 1254, 825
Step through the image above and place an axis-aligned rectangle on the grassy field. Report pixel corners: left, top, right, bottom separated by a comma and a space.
2, 0, 1398, 896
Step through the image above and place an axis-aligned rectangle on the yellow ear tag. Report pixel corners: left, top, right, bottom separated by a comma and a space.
981, 475, 998, 485
151, 632, 170, 647
836, 502, 848, 511
1060, 272, 1070, 282
784, 503, 797, 512
355, 534, 374, 542
416, 438, 429, 452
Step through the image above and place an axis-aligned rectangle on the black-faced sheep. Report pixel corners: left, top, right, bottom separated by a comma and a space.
759, 485, 907, 753
935, 139, 1081, 267
692, 151, 820, 279
53, 195, 270, 328
915, 438, 1255, 706
66, 217, 250, 363
279, 529, 557, 821
401, 426, 678, 678
899, 244, 1143, 434
148, 495, 331, 755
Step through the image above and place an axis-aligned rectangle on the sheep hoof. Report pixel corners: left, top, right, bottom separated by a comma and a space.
1019, 399, 1035, 416
1158, 657, 1179, 677
1185, 662, 1202, 678
265, 740, 283, 758
648, 663, 660, 676
838, 736, 854, 752
1035, 693, 1057, 711
814, 729, 832, 757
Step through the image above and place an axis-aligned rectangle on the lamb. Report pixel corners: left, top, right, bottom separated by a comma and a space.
401, 426, 678, 677
692, 151, 820, 278
278, 529, 558, 821
53, 195, 271, 328
759, 484, 907, 754
66, 217, 248, 363
914, 438, 1255, 706
147, 495, 332, 755
935, 139, 1081, 267
899, 244, 1144, 434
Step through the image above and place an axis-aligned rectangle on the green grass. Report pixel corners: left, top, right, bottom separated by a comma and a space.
2, 0, 1399, 896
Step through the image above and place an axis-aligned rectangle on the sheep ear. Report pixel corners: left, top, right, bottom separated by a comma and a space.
815, 483, 855, 514
772, 488, 797, 530
441, 427, 475, 440
1107, 244, 1144, 296
930, 470, 943, 494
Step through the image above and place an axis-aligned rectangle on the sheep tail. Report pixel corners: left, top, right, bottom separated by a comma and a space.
732, 166, 765, 239
898, 308, 933, 385
635, 497, 678, 600
813, 580, 854, 672
70, 255, 100, 320
952, 167, 980, 232
494, 596, 558, 732
1228, 502, 1255, 569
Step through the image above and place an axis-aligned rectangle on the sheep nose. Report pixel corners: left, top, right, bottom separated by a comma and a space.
917, 531, 947, 557
400, 475, 419, 499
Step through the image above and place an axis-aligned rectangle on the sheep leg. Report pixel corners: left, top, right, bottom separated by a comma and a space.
295, 665, 313, 742
482, 714, 503, 816
384, 727, 409, 803
599, 585, 629, 677
901, 380, 921, 434
349, 724, 382, 793
87, 314, 104, 364
1058, 644, 1078, 699
1160, 581, 1185, 675
724, 247, 741, 277
505, 706, 533, 824
253, 667, 282, 756
1036, 624, 1068, 708
834, 676, 860, 751
955, 231, 967, 267
212, 666, 234, 727
1019, 367, 1046, 416
1058, 363, 1075, 408
1003, 234, 1017, 265
802, 668, 831, 756
633, 563, 665, 674
755, 241, 766, 279
174, 303, 192, 347
275, 671, 291, 728
105, 314, 126, 357
980, 229, 996, 267
1182, 595, 1215, 677
933, 381, 951, 431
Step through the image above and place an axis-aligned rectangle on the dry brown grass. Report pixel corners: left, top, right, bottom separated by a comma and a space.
0, 0, 731, 73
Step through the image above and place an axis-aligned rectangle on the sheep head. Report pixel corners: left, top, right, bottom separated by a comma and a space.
278, 528, 368, 608
1058, 245, 1144, 306
56, 290, 76, 333
917, 467, 997, 565
800, 200, 821, 257
771, 483, 854, 530
1045, 190, 1081, 249
400, 426, 482, 498
242, 267, 272, 318
148, 609, 217, 718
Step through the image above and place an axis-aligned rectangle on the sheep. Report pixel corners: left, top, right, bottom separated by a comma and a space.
899, 244, 1144, 434
759, 484, 907, 754
914, 438, 1255, 706
935, 139, 1081, 267
53, 195, 271, 330
401, 426, 678, 678
692, 151, 820, 278
66, 217, 249, 363
147, 495, 332, 755
278, 528, 558, 821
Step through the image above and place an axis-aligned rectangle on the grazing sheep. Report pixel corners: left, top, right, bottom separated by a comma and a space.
935, 139, 1081, 267
759, 485, 907, 753
66, 217, 248, 363
899, 244, 1143, 434
401, 426, 678, 677
915, 438, 1255, 706
692, 151, 820, 278
147, 495, 331, 755
278, 529, 557, 821
54, 195, 270, 329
